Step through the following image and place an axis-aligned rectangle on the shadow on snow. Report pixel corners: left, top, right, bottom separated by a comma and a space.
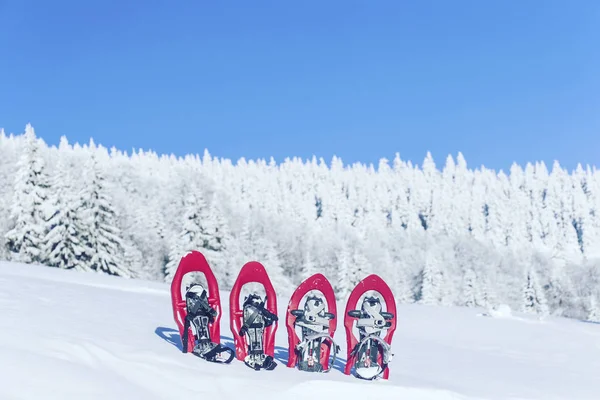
154, 326, 347, 373
155, 326, 183, 351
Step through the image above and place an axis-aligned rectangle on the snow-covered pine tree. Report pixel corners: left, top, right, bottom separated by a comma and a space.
429, 154, 456, 236
454, 238, 487, 307
202, 192, 234, 288
122, 239, 145, 277
0, 129, 23, 260
232, 213, 255, 271
335, 240, 353, 300
396, 267, 415, 304
5, 124, 51, 263
521, 268, 549, 316
42, 137, 88, 271
299, 241, 316, 281
547, 161, 581, 264
381, 249, 413, 303
587, 295, 600, 323
545, 264, 577, 317
124, 203, 166, 281
258, 234, 294, 296
416, 152, 437, 232
418, 250, 446, 306
478, 273, 496, 309
462, 268, 480, 307
350, 245, 371, 288
164, 187, 211, 282
468, 170, 488, 239
78, 150, 131, 277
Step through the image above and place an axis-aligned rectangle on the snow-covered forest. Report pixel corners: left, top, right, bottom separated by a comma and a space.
1, 124, 599, 321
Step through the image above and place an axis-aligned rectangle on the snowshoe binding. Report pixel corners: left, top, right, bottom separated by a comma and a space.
239, 293, 278, 370
182, 283, 234, 364
347, 296, 394, 380
290, 294, 340, 372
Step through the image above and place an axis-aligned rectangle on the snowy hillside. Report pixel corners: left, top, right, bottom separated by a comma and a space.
1, 262, 599, 399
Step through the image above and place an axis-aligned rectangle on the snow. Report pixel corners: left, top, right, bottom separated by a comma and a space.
1, 262, 599, 399
481, 303, 513, 318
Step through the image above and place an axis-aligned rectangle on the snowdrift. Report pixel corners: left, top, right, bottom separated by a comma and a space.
1, 261, 599, 399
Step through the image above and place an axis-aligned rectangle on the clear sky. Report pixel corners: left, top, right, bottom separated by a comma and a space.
1, 0, 599, 172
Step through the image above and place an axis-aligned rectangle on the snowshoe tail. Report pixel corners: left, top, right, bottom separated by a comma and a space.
244, 354, 277, 371
193, 343, 235, 364
263, 356, 277, 370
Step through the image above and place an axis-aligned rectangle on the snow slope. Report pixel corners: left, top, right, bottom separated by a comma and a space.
1, 262, 599, 400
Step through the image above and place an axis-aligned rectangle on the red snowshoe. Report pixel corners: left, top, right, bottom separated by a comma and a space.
286, 273, 339, 372
170, 251, 234, 363
344, 274, 397, 380
229, 261, 278, 371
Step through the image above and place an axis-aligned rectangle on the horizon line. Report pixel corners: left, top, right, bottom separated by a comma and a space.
1, 123, 597, 175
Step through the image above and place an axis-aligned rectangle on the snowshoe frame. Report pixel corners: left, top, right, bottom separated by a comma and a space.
286, 273, 338, 372
170, 251, 222, 353
229, 261, 278, 363
343, 274, 397, 380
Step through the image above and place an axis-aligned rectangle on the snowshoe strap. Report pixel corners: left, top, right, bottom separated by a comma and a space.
182, 315, 191, 353
352, 297, 393, 335
239, 298, 277, 336
299, 298, 330, 327
351, 334, 393, 381
239, 295, 277, 371
194, 343, 235, 364
355, 315, 391, 332
181, 284, 235, 364
296, 332, 340, 373
185, 284, 217, 321
295, 314, 331, 330
244, 354, 277, 371
239, 305, 260, 336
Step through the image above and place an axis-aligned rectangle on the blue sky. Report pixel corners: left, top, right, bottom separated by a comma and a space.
1, 1, 599, 172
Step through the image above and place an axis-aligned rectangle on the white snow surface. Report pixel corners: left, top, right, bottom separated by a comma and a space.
1, 262, 599, 399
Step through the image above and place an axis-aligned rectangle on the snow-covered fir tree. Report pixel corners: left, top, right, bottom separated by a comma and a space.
0, 129, 22, 259
418, 250, 447, 306
383, 250, 414, 304
78, 148, 131, 277
522, 268, 549, 316
462, 268, 480, 307
545, 264, 577, 317
201, 192, 234, 288
299, 242, 316, 281
587, 295, 600, 323
478, 275, 496, 309
335, 241, 353, 300
164, 186, 211, 282
257, 234, 294, 296
350, 245, 372, 288
4, 125, 51, 263
42, 137, 88, 270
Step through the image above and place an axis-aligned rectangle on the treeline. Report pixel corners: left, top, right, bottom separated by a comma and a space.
0, 124, 599, 321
